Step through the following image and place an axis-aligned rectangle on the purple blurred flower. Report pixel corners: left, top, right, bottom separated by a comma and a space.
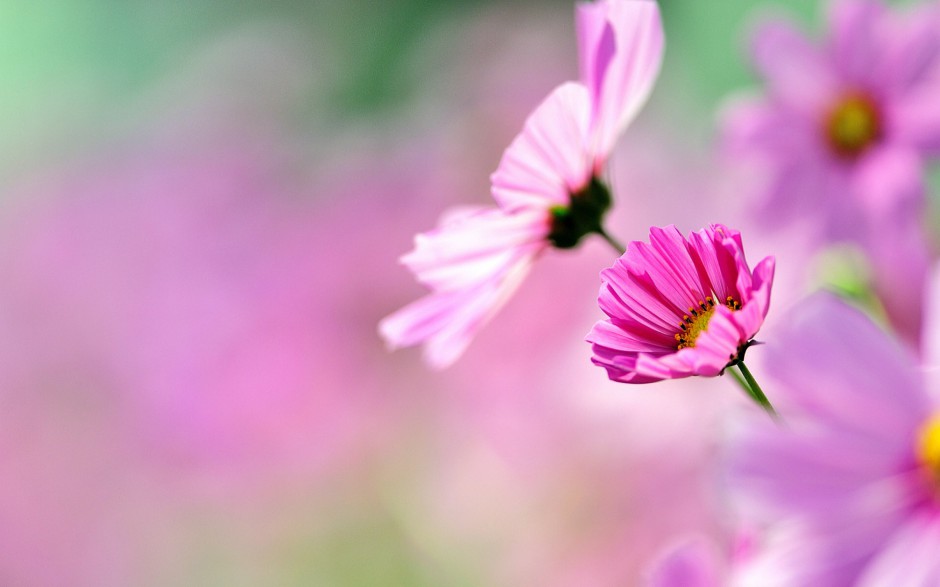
729, 294, 940, 586
381, 0, 663, 368
724, 0, 940, 237
588, 224, 774, 383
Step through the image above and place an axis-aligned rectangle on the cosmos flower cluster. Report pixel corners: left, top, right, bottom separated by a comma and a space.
380, 0, 775, 396
381, 0, 940, 584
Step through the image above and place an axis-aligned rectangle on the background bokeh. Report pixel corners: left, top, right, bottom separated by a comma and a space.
0, 1, 914, 585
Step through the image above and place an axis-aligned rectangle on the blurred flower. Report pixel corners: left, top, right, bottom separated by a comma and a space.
587, 224, 774, 384
381, 0, 663, 368
722, 0, 940, 346
729, 293, 940, 586
724, 0, 940, 237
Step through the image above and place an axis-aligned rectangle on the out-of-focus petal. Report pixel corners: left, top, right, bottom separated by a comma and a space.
490, 82, 592, 211
750, 19, 838, 114
645, 536, 722, 587
828, 0, 885, 87
380, 207, 546, 368
875, 3, 940, 93
889, 84, 940, 155
402, 206, 548, 290
576, 0, 664, 159
923, 264, 940, 382
761, 293, 929, 441
856, 514, 940, 587
379, 247, 537, 369
851, 147, 929, 348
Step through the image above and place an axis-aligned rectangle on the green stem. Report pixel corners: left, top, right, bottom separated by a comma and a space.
730, 361, 777, 419
596, 227, 626, 255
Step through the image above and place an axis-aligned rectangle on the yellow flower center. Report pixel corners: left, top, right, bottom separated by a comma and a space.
916, 414, 940, 488
825, 94, 881, 158
675, 296, 741, 350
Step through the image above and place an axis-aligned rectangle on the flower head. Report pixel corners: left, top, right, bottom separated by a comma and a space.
729, 294, 940, 586
723, 0, 940, 240
587, 224, 775, 383
382, 0, 663, 368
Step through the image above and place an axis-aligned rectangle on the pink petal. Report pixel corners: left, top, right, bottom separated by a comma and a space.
730, 255, 774, 340
380, 207, 548, 368
827, 0, 885, 87
587, 315, 675, 354
732, 514, 905, 587
693, 224, 750, 306
889, 85, 940, 155
851, 147, 928, 347
923, 263, 940, 378
622, 225, 713, 317
598, 265, 681, 334
490, 82, 592, 211
750, 19, 839, 115
645, 537, 723, 587
857, 514, 940, 587
874, 3, 940, 93
402, 207, 548, 291
761, 294, 929, 447
576, 0, 664, 160
379, 249, 537, 369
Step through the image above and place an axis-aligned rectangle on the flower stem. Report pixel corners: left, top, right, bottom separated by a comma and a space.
596, 227, 626, 255
729, 361, 777, 419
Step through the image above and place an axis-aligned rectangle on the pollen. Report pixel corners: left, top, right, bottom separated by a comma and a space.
675, 296, 741, 350
916, 414, 940, 488
825, 93, 881, 158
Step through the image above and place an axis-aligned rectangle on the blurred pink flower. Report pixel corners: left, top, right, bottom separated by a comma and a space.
724, 0, 940, 237
722, 0, 940, 346
728, 294, 940, 586
381, 0, 663, 368
588, 224, 774, 383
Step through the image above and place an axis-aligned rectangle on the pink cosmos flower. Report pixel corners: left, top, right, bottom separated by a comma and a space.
729, 293, 940, 586
588, 224, 775, 383
723, 0, 940, 238
722, 0, 940, 346
380, 0, 664, 368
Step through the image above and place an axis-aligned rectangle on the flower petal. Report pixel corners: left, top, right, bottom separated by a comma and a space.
827, 0, 885, 87
490, 82, 592, 211
889, 85, 940, 155
402, 207, 548, 291
645, 537, 723, 587
380, 207, 547, 368
750, 18, 839, 114
874, 2, 940, 93
762, 293, 929, 448
379, 250, 537, 369
576, 0, 664, 160
857, 514, 940, 587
